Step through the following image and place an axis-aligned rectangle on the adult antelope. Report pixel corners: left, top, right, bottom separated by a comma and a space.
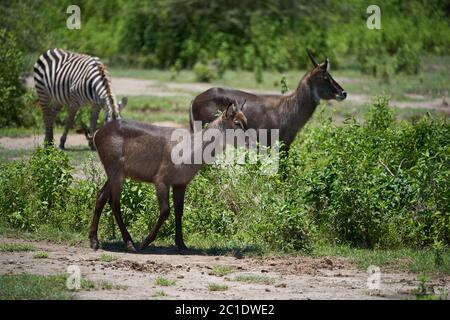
189, 51, 346, 156
89, 101, 248, 252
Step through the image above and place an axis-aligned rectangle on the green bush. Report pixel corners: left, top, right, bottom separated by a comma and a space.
3, 1, 449, 71
193, 61, 220, 82
0, 29, 27, 127
286, 96, 449, 248
0, 98, 448, 251
396, 44, 420, 75
0, 147, 94, 232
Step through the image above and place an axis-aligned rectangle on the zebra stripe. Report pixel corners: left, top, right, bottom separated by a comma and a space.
34, 48, 119, 118
33, 48, 121, 149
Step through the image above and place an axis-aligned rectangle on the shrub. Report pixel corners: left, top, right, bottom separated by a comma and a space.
395, 44, 420, 75
0, 97, 448, 251
0, 29, 26, 127
287, 96, 449, 248
193, 61, 219, 82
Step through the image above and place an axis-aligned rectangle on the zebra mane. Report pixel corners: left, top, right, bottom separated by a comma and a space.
97, 63, 119, 120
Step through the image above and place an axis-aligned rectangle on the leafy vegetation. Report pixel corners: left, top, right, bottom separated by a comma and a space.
98, 254, 117, 262
0, 274, 75, 300
0, 98, 448, 260
0, 274, 125, 300
0, 243, 35, 252
0, 29, 34, 128
152, 290, 168, 297
33, 251, 49, 259
208, 283, 229, 291
210, 266, 234, 277
1, 1, 449, 75
154, 277, 176, 287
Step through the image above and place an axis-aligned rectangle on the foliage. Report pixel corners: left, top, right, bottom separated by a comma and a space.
193, 61, 219, 82
0, 29, 28, 127
2, 0, 448, 74
0, 97, 448, 252
286, 96, 449, 248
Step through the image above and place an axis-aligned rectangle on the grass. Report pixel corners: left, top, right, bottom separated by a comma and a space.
208, 283, 229, 291
0, 148, 33, 163
154, 277, 176, 286
0, 273, 127, 300
233, 275, 276, 285
33, 251, 49, 259
410, 275, 448, 300
121, 95, 190, 125
98, 254, 117, 262
210, 265, 234, 277
312, 244, 450, 275
0, 225, 86, 247
152, 290, 168, 297
0, 243, 35, 252
0, 275, 74, 300
0, 127, 47, 138
110, 55, 450, 101
1, 224, 448, 276
0, 144, 95, 165
97, 281, 127, 291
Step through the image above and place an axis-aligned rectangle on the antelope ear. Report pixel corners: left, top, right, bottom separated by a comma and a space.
307, 49, 319, 67
119, 96, 128, 111
224, 102, 234, 118
320, 58, 330, 72
240, 99, 247, 111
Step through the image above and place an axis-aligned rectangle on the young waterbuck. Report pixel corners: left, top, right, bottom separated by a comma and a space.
189, 51, 347, 155
89, 101, 248, 252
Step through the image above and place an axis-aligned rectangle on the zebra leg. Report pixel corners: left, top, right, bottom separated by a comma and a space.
37, 93, 55, 147
88, 106, 101, 151
59, 106, 78, 150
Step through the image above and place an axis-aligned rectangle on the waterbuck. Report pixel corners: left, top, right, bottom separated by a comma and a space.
189, 51, 347, 156
89, 101, 248, 252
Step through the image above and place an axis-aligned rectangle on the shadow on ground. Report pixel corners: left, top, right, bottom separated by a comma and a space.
99, 240, 262, 258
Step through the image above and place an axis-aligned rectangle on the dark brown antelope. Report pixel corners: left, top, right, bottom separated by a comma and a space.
189, 51, 347, 155
89, 101, 248, 252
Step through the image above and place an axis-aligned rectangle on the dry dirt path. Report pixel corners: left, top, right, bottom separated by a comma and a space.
1, 236, 447, 300
25, 76, 450, 114
0, 121, 186, 151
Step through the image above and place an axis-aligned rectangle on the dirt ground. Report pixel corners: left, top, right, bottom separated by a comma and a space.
25, 76, 450, 113
1, 236, 448, 300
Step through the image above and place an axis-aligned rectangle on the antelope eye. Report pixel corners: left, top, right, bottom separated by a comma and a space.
323, 76, 328, 80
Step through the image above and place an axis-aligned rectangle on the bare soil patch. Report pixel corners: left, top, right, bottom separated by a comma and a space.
1, 236, 447, 300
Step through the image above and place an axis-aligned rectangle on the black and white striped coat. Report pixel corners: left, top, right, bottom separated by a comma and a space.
33, 48, 127, 150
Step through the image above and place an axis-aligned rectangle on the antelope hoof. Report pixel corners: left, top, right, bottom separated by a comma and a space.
59, 144, 66, 150
176, 242, 188, 253
88, 142, 96, 151
89, 237, 99, 251
138, 242, 149, 252
126, 241, 137, 253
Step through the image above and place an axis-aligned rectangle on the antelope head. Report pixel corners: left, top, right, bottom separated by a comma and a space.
307, 50, 347, 102
222, 100, 248, 130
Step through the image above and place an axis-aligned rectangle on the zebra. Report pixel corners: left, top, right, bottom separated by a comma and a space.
33, 48, 127, 150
